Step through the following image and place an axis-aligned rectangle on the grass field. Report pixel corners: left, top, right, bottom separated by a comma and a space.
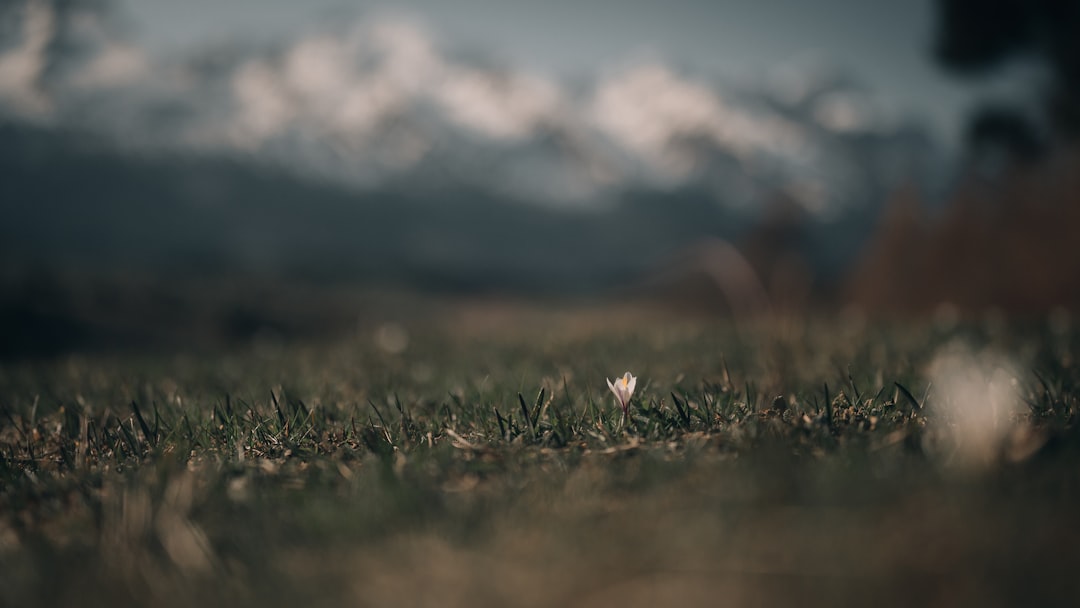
2, 305, 1079, 607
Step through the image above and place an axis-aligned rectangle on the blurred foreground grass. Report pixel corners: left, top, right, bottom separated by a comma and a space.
2, 306, 1079, 607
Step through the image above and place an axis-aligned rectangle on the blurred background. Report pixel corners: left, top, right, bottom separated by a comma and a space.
1, 0, 1078, 357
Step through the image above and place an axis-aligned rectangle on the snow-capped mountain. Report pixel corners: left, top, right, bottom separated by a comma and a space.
0, 0, 945, 216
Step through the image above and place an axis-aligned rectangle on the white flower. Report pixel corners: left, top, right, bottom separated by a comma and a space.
606, 371, 637, 415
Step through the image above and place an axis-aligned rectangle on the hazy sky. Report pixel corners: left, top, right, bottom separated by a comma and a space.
117, 0, 1027, 145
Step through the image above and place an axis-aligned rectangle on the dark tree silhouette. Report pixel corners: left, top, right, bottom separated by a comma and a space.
966, 104, 1045, 166
935, 0, 1080, 143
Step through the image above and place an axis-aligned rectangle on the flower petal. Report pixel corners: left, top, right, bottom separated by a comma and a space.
626, 374, 637, 396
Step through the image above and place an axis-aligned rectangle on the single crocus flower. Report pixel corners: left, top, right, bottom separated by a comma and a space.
607, 371, 637, 419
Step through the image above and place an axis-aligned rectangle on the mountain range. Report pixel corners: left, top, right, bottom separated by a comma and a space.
0, 0, 951, 293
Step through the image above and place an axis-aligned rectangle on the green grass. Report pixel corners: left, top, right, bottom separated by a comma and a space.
2, 311, 1079, 607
